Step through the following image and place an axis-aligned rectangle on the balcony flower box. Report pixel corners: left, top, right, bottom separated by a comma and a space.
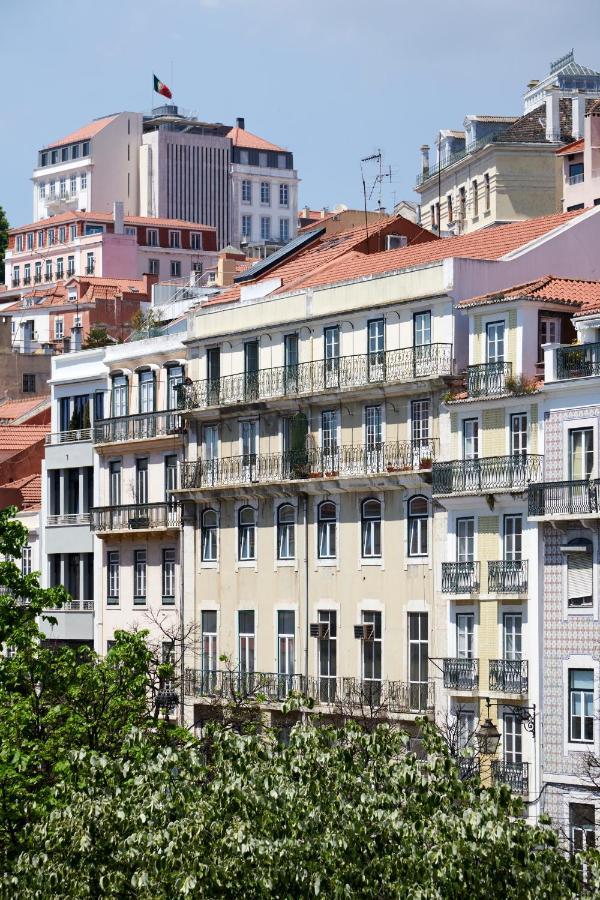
386, 464, 411, 473
419, 457, 432, 470
324, 470, 339, 477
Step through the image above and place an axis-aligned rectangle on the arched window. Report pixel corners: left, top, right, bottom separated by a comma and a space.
277, 503, 295, 560
201, 508, 218, 562
566, 538, 593, 608
408, 496, 428, 557
361, 498, 381, 559
238, 505, 256, 561
318, 501, 337, 559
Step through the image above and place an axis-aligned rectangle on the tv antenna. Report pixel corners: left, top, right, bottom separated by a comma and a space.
360, 149, 392, 252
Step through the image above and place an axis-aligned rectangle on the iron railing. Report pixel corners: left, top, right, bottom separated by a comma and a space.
488, 560, 528, 593
93, 411, 184, 444
443, 658, 478, 690
45, 428, 92, 445
433, 454, 543, 495
489, 659, 528, 694
176, 344, 453, 411
46, 514, 91, 526
458, 757, 481, 781
528, 479, 600, 517
441, 562, 480, 594
466, 361, 513, 397
556, 342, 600, 380
85, 263, 95, 275
90, 502, 181, 533
415, 133, 505, 186
185, 669, 305, 703
180, 439, 438, 489
491, 760, 529, 795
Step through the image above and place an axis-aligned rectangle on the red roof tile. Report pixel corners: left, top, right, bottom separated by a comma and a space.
227, 126, 285, 152
44, 115, 117, 150
457, 275, 600, 314
0, 396, 50, 423
556, 138, 584, 156
10, 212, 216, 235
0, 425, 49, 452
0, 473, 42, 508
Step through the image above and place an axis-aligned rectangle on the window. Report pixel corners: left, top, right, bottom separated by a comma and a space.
59, 178, 67, 198
25, 232, 34, 251
459, 186, 466, 221
463, 419, 479, 460
259, 152, 268, 166
411, 399, 430, 448
51, 150, 58, 164
238, 610, 255, 675
201, 611, 218, 684
456, 613, 474, 659
408, 496, 428, 557
70, 175, 77, 194
447, 194, 453, 223
361, 611, 382, 700
504, 514, 522, 561
486, 321, 505, 363
109, 460, 121, 506
166, 365, 184, 411
124, 226, 137, 238
365, 406, 382, 466
135, 458, 148, 505
413, 311, 431, 347
164, 454, 177, 504
472, 179, 478, 217
569, 161, 584, 179
162, 548, 176, 603
241, 419, 258, 469
82, 141, 90, 156
134, 549, 147, 602
569, 427, 594, 480
111, 374, 128, 417
34, 262, 41, 283
16, 234, 24, 252
260, 182, 271, 205
39, 183, 46, 199
21, 546, 32, 576
238, 506, 256, 560
86, 252, 94, 274
149, 258, 160, 276
81, 172, 87, 189
277, 611, 295, 682
201, 509, 218, 562
241, 180, 252, 204
58, 226, 66, 243
61, 147, 69, 162
107, 551, 119, 603
540, 315, 561, 348
321, 410, 337, 456
170, 260, 182, 278
41, 152, 48, 166
49, 180, 56, 198
569, 669, 594, 742
72, 144, 80, 160
56, 258, 64, 279
23, 264, 30, 284
190, 232, 202, 251
241, 215, 252, 238
67, 255, 75, 277
279, 183, 289, 207
37, 230, 44, 248
278, 154, 287, 169
22, 374, 36, 393
324, 325, 340, 384
484, 173, 491, 210
277, 504, 295, 560
510, 413, 527, 456
318, 501, 336, 559
503, 713, 522, 764
367, 318, 385, 371
566, 538, 593, 608
503, 613, 522, 661
457, 517, 475, 562
570, 805, 596, 853
147, 228, 158, 247
279, 217, 290, 242
169, 230, 181, 249
48, 228, 55, 246
361, 498, 382, 559
138, 370, 155, 413
260, 216, 271, 240
54, 318, 64, 340
408, 612, 429, 710
317, 610, 337, 701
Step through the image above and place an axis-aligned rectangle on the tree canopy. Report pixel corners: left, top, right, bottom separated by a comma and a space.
0, 205, 8, 284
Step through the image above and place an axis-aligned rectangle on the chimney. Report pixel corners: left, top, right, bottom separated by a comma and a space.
572, 90, 586, 140
21, 321, 31, 354
71, 324, 82, 352
236, 117, 245, 130
113, 200, 124, 235
527, 79, 540, 91
216, 245, 245, 287
545, 88, 562, 142
420, 144, 430, 176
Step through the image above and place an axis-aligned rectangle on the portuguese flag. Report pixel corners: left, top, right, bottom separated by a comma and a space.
153, 74, 172, 99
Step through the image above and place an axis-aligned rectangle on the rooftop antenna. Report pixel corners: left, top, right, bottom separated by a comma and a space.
361, 150, 386, 253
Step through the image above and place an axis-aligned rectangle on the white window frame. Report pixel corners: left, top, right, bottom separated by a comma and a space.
361, 497, 382, 562
260, 181, 271, 205
276, 502, 296, 564
162, 548, 176, 601
201, 507, 219, 567
316, 499, 337, 565
107, 550, 119, 603
133, 549, 147, 603
190, 232, 202, 251
237, 504, 257, 564
561, 417, 597, 481
241, 180, 252, 204
563, 656, 600, 754
54, 318, 64, 340
169, 230, 181, 249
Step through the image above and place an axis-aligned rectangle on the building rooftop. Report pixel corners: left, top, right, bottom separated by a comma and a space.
9, 211, 217, 236
457, 275, 600, 310
3, 276, 149, 312
44, 115, 118, 150
0, 473, 42, 509
0, 425, 49, 452
227, 126, 285, 153
0, 396, 51, 424
556, 138, 585, 156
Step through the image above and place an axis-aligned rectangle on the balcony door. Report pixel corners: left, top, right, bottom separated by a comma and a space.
503, 712, 523, 765
284, 333, 299, 395
203, 424, 219, 485
367, 318, 385, 382
324, 325, 340, 389
413, 310, 432, 377
138, 371, 156, 438
456, 518, 475, 593
277, 611, 295, 694
111, 375, 128, 418
569, 427, 594, 481
318, 610, 337, 702
511, 413, 528, 457
207, 348, 220, 405
456, 613, 474, 659
486, 321, 505, 363
238, 610, 255, 691
321, 410, 338, 472
408, 612, 428, 712
135, 458, 148, 506
362, 611, 382, 704
201, 610, 218, 693
244, 340, 259, 401
503, 613, 522, 662
365, 405, 382, 473
241, 420, 258, 482
109, 460, 121, 506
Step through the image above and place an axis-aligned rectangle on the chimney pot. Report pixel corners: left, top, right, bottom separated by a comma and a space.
572, 90, 586, 140
527, 79, 540, 90
113, 200, 124, 235
420, 144, 430, 175
236, 117, 245, 130
545, 87, 562, 142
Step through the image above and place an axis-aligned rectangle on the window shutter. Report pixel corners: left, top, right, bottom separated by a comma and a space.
568, 550, 593, 604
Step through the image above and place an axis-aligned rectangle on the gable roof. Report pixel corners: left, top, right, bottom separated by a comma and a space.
556, 138, 584, 156
9, 211, 216, 236
44, 115, 118, 149
0, 396, 51, 424
0, 473, 42, 509
227, 126, 285, 152
457, 275, 600, 310
3, 276, 149, 312
0, 425, 49, 452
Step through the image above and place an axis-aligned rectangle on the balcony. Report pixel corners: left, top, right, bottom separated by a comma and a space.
433, 454, 543, 496
176, 344, 453, 412
180, 440, 438, 492
458, 757, 481, 781
11, 278, 19, 288
443, 658, 479, 690
34, 275, 42, 284
556, 341, 600, 380
23, 277, 31, 286
491, 760, 529, 795
528, 479, 600, 519
466, 361, 512, 397
93, 411, 184, 445
487, 560, 528, 593
66, 268, 75, 278
568, 172, 585, 185
441, 562, 480, 594
90, 502, 181, 534
85, 263, 95, 275
45, 428, 92, 445
185, 670, 435, 714
489, 659, 528, 694
46, 513, 91, 526
44, 273, 53, 282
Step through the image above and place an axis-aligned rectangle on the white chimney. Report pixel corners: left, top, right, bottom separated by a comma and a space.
572, 90, 586, 140
420, 144, 430, 176
20, 321, 31, 354
71, 324, 82, 352
545, 88, 562, 142
113, 200, 124, 235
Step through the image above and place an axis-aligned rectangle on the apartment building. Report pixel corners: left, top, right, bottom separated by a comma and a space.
557, 99, 600, 211
416, 51, 600, 235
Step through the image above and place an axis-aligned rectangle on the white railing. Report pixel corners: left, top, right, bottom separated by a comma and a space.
568, 173, 585, 185
46, 514, 91, 526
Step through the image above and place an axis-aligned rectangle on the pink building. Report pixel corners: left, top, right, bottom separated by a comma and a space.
558, 99, 600, 211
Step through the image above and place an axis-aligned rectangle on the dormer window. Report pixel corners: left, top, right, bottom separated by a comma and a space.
147, 228, 158, 246
169, 230, 181, 249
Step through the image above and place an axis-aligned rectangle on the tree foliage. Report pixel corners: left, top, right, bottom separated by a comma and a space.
0, 205, 8, 284
83, 325, 112, 349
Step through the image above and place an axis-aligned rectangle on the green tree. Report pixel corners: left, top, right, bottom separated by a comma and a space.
83, 326, 111, 349
0, 205, 8, 284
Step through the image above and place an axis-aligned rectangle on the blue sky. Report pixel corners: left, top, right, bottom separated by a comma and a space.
1, 0, 599, 227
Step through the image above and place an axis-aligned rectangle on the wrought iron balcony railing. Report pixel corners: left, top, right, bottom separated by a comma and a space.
458, 756, 481, 781
489, 659, 528, 694
491, 760, 529, 795
556, 341, 600, 380
441, 562, 480, 594
529, 478, 600, 518
90, 502, 181, 533
185, 669, 305, 703
433, 454, 543, 496
443, 658, 479, 690
487, 560, 528, 593
467, 361, 512, 397
85, 263, 95, 275
180, 439, 438, 490
93, 411, 184, 444
176, 344, 453, 411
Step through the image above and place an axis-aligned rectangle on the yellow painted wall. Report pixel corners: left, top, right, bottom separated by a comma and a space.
482, 409, 505, 457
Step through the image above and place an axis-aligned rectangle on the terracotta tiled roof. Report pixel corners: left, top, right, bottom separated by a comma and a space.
0, 425, 49, 451
457, 275, 600, 310
0, 396, 50, 423
3, 276, 148, 312
44, 115, 117, 149
556, 138, 584, 156
586, 98, 600, 116
227, 126, 285, 152
0, 473, 42, 509
9, 211, 216, 235
470, 115, 519, 123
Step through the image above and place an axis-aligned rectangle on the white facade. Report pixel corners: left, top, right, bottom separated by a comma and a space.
231, 161, 299, 252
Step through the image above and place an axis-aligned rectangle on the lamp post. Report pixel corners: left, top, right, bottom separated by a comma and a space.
475, 696, 536, 756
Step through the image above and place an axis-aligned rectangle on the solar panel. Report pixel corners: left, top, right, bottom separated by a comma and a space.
234, 226, 326, 284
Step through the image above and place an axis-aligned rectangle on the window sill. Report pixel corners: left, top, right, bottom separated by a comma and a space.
361, 557, 383, 566
567, 740, 595, 753
407, 556, 429, 565
276, 558, 296, 567
200, 560, 219, 569
237, 560, 256, 568
106, 599, 119, 606
162, 598, 175, 606
133, 599, 147, 606
316, 558, 337, 566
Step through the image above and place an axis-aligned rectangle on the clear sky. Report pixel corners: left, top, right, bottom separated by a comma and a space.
1, 0, 600, 228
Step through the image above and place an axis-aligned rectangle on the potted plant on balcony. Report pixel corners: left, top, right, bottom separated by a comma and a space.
289, 412, 310, 479
419, 456, 432, 470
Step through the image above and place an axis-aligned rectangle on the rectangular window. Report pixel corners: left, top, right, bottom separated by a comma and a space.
170, 260, 181, 278
207, 347, 221, 402
38, 230, 44, 248
241, 180, 252, 204
67, 255, 75, 277
503, 712, 522, 764
133, 549, 147, 602
190, 232, 202, 250
54, 318, 64, 340
503, 613, 522, 661
260, 216, 271, 240
504, 515, 522, 562
244, 340, 259, 400
56, 258, 64, 279
21, 546, 32, 576
107, 551, 119, 603
361, 611, 382, 701
135, 458, 148, 505
456, 517, 475, 562
277, 610, 295, 680
472, 179, 478, 217
241, 214, 252, 238
48, 228, 55, 246
164, 454, 177, 503
26, 232, 34, 250
23, 374, 36, 393
367, 318, 385, 373
162, 548, 175, 603
169, 230, 181, 249
324, 325, 340, 386
58, 226, 66, 243
23, 264, 31, 284
411, 399, 430, 447
321, 410, 337, 454
238, 610, 255, 675
484, 173, 491, 210
138, 370, 155, 414
39, 183, 46, 199
569, 428, 594, 480
149, 258, 159, 276
570, 804, 596, 853
111, 375, 128, 417
279, 183, 289, 207
70, 175, 77, 194
365, 405, 382, 450
569, 669, 594, 743
59, 178, 67, 198
463, 419, 479, 460
456, 613, 474, 659
147, 228, 158, 247
279, 217, 290, 242
486, 321, 505, 363
510, 413, 528, 456
318, 610, 337, 701
201, 611, 218, 684
124, 226, 137, 238
109, 460, 121, 506
408, 612, 429, 711
81, 172, 87, 189
72, 144, 80, 159
82, 141, 90, 156
61, 147, 68, 162
260, 182, 271, 205
86, 252, 94, 274
413, 311, 431, 347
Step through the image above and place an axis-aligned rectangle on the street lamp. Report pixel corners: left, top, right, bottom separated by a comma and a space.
475, 717, 502, 756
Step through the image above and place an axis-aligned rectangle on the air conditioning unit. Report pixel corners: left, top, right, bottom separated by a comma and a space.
354, 623, 375, 641
385, 234, 408, 251
310, 622, 330, 639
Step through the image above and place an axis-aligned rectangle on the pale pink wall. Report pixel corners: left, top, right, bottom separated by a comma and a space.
99, 234, 139, 278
